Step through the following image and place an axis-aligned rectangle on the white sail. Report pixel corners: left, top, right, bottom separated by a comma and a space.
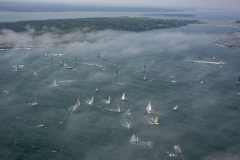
96, 86, 99, 92
53, 79, 58, 86
143, 73, 146, 81
173, 105, 178, 110
86, 97, 94, 105
170, 73, 177, 83
31, 96, 39, 106
174, 141, 182, 153
130, 134, 137, 143
69, 99, 80, 111
34, 67, 38, 76
76, 98, 80, 106
146, 102, 152, 113
107, 96, 110, 104
121, 92, 127, 101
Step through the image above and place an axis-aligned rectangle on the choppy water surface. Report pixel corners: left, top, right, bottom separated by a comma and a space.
1, 11, 240, 160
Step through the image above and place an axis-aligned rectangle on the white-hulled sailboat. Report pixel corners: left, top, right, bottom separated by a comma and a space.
146, 102, 152, 113
115, 104, 121, 112
237, 76, 240, 84
105, 96, 111, 104
174, 140, 182, 153
170, 73, 177, 83
143, 64, 146, 71
33, 67, 38, 76
69, 98, 80, 111
130, 134, 139, 144
115, 69, 119, 77
95, 86, 100, 92
31, 96, 39, 106
173, 105, 178, 110
154, 116, 159, 125
121, 92, 127, 101
86, 96, 94, 105
143, 73, 146, 81
53, 79, 58, 87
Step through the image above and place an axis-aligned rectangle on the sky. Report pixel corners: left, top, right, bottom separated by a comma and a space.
2, 0, 240, 9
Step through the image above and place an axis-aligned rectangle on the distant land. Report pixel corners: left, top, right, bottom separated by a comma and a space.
0, 2, 185, 12
0, 17, 202, 49
0, 17, 201, 34
216, 31, 240, 47
142, 13, 196, 17
235, 20, 240, 24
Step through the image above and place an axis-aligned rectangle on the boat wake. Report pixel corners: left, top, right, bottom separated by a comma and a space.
121, 109, 132, 129
186, 60, 225, 65
58, 80, 74, 83
83, 63, 103, 68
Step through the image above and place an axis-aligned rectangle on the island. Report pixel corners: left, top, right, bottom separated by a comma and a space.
142, 13, 196, 17
0, 17, 201, 49
216, 31, 240, 47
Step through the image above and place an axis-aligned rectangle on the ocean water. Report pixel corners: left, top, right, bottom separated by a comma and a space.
1, 11, 240, 160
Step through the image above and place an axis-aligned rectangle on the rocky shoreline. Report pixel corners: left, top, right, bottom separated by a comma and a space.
216, 31, 240, 47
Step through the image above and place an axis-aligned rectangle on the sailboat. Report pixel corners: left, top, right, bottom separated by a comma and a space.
34, 67, 38, 76
199, 49, 204, 59
50, 57, 53, 63
95, 86, 100, 92
105, 96, 110, 104
154, 116, 159, 125
143, 64, 146, 71
115, 69, 119, 77
143, 73, 146, 81
130, 134, 139, 144
212, 53, 216, 60
59, 58, 64, 65
146, 102, 152, 113
53, 79, 58, 86
237, 76, 240, 84
31, 96, 39, 106
69, 98, 80, 111
174, 140, 182, 153
102, 65, 106, 71
73, 65, 76, 71
86, 97, 94, 105
121, 92, 127, 101
98, 51, 100, 58
173, 105, 178, 110
116, 104, 121, 112
170, 74, 177, 83
14, 65, 19, 71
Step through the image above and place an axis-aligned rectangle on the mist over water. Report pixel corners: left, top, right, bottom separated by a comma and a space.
1, 11, 240, 160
